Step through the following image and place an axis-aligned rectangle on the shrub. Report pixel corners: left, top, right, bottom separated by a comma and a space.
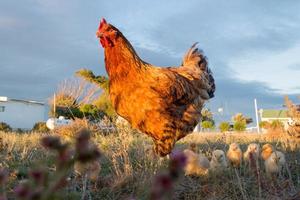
0, 122, 12, 132
16, 128, 24, 133
32, 122, 50, 133
219, 122, 230, 132
232, 113, 252, 124
201, 121, 214, 130
76, 69, 117, 119
233, 121, 246, 132
79, 104, 105, 120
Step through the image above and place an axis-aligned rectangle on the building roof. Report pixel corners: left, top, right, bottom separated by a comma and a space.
0, 96, 44, 106
261, 109, 289, 118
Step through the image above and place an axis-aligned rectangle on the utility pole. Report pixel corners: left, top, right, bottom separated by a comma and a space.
254, 98, 260, 133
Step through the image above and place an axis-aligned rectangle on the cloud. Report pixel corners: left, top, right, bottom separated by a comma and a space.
0, 0, 299, 121
229, 43, 300, 94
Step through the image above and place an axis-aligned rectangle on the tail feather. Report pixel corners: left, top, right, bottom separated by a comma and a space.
182, 43, 215, 98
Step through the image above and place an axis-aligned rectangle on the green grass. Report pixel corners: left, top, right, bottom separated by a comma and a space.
0, 130, 299, 199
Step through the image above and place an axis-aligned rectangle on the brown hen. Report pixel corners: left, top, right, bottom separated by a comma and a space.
96, 19, 215, 156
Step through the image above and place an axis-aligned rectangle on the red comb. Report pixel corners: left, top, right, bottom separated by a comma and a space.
99, 18, 107, 29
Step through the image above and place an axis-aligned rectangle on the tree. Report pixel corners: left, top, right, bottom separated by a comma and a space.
231, 113, 252, 132
32, 122, 49, 133
76, 69, 117, 119
201, 120, 214, 131
75, 69, 109, 91
232, 113, 252, 124
219, 122, 230, 132
233, 121, 246, 132
0, 122, 12, 132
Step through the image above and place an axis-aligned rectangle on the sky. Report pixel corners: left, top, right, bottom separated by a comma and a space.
0, 0, 300, 123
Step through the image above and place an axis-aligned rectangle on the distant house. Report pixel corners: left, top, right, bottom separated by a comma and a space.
0, 96, 47, 130
259, 109, 292, 130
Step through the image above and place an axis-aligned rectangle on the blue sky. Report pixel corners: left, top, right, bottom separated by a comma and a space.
0, 0, 299, 122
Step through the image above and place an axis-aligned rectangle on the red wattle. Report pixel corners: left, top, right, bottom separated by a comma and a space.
100, 38, 106, 48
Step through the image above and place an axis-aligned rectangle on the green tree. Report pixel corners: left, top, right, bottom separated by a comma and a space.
32, 122, 49, 133
0, 122, 12, 132
233, 121, 246, 132
219, 122, 230, 132
75, 69, 109, 91
201, 120, 214, 131
79, 104, 106, 119
232, 113, 252, 124
76, 69, 117, 119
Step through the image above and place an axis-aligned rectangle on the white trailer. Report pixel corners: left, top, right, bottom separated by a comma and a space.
0, 96, 47, 130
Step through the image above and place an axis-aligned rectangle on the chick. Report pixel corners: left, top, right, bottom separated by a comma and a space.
264, 151, 286, 177
261, 144, 274, 161
226, 143, 242, 168
183, 149, 210, 176
210, 150, 228, 171
243, 143, 260, 164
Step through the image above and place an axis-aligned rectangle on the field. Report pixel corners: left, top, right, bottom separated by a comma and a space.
0, 129, 299, 200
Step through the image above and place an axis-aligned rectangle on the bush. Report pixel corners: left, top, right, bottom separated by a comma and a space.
79, 104, 106, 120
16, 128, 24, 133
232, 113, 252, 124
0, 122, 12, 132
32, 122, 50, 133
50, 106, 83, 120
233, 121, 246, 132
219, 122, 230, 132
201, 120, 214, 130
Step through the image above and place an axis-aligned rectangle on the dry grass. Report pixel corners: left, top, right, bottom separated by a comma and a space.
0, 130, 300, 199
53, 118, 89, 138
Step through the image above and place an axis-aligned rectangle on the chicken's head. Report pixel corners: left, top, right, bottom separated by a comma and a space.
229, 143, 240, 151
248, 143, 259, 153
96, 18, 119, 48
213, 150, 225, 162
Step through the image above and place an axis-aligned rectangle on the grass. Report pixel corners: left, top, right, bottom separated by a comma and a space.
0, 130, 300, 199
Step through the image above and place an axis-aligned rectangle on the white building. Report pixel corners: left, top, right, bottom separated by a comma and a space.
259, 109, 292, 130
0, 96, 47, 130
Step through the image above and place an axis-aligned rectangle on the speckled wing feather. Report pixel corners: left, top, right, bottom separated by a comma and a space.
169, 43, 215, 100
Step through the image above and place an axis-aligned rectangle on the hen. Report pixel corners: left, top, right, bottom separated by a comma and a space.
96, 19, 215, 156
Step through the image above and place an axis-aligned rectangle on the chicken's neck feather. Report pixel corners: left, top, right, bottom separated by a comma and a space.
104, 35, 147, 80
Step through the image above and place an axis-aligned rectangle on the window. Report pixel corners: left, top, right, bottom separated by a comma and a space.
0, 106, 5, 112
